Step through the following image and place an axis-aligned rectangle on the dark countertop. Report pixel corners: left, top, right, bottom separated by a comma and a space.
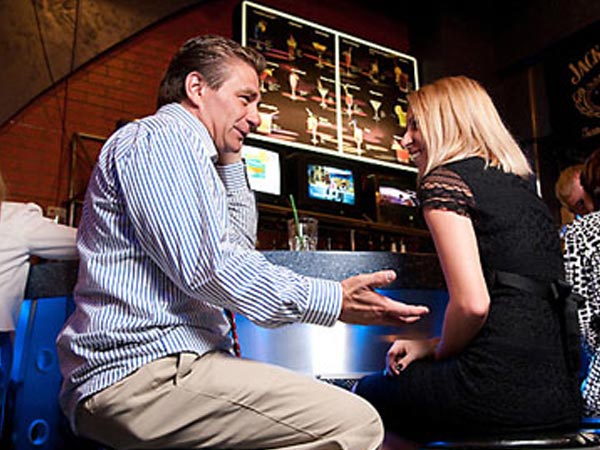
24, 259, 79, 299
25, 251, 445, 299
262, 251, 444, 289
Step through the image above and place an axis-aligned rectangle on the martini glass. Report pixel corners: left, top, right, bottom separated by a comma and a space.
370, 99, 382, 122
317, 81, 329, 109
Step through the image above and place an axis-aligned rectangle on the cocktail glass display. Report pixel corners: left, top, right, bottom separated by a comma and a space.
289, 72, 300, 100
317, 80, 329, 109
369, 60, 380, 83
259, 68, 273, 93
343, 47, 352, 76
253, 20, 267, 50
392, 138, 410, 163
312, 42, 327, 68
287, 34, 297, 60
257, 110, 277, 135
351, 120, 363, 155
306, 108, 319, 145
343, 84, 354, 118
394, 104, 407, 128
370, 99, 382, 122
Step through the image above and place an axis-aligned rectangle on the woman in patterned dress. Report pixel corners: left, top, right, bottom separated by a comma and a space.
564, 148, 600, 416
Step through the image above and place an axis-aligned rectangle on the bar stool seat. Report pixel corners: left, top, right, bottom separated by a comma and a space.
423, 430, 600, 449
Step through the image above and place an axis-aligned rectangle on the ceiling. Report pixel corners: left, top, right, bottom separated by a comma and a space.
1, 0, 598, 128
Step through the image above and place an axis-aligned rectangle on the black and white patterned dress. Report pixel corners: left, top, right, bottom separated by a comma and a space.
564, 211, 600, 416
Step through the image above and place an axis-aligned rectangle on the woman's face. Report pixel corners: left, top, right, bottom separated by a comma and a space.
400, 107, 427, 171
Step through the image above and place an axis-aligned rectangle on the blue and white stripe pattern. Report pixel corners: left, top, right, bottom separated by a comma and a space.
56, 103, 342, 429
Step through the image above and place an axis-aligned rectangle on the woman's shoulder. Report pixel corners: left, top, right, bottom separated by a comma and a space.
422, 157, 482, 182
444, 156, 484, 170
421, 158, 479, 187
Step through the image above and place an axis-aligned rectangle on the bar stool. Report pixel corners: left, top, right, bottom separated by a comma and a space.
422, 429, 600, 449
9, 296, 73, 450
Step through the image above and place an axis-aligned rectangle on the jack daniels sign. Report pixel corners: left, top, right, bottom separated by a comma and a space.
545, 21, 600, 163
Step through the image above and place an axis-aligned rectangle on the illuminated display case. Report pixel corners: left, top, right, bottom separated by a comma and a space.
239, 0, 419, 173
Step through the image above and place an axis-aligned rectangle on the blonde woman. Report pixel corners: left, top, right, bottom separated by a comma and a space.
355, 76, 582, 444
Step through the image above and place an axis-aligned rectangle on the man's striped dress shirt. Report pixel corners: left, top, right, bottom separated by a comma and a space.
57, 103, 342, 431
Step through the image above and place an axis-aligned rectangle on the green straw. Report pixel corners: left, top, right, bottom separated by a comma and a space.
289, 194, 302, 238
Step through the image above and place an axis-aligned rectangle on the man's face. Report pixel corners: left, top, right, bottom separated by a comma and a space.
196, 60, 261, 154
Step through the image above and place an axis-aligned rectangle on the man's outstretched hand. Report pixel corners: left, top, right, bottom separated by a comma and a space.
339, 270, 429, 326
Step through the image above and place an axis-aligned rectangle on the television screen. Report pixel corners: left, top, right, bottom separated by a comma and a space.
378, 185, 418, 207
307, 164, 355, 205
242, 145, 281, 196
368, 173, 423, 227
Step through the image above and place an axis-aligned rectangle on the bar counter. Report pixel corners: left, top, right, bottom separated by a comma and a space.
24, 251, 448, 377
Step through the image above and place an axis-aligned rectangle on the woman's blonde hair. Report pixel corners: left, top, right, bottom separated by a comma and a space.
408, 75, 532, 178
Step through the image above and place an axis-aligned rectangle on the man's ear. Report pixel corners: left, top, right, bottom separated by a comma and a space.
185, 71, 206, 107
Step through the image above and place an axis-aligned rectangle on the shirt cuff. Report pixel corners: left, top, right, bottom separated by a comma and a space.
300, 278, 343, 327
215, 162, 249, 191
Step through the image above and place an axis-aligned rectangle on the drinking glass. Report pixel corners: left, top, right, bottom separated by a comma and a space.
288, 217, 318, 251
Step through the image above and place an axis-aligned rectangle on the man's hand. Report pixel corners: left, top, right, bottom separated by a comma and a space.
338, 270, 429, 326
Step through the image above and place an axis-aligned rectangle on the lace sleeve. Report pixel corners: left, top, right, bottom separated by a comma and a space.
418, 166, 474, 217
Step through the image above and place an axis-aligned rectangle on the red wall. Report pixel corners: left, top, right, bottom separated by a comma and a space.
0, 0, 408, 213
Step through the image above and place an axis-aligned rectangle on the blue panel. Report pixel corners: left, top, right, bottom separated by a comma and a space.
10, 296, 71, 450
0, 332, 12, 439
235, 289, 448, 376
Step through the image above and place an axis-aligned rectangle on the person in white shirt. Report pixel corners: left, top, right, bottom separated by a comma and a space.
0, 169, 77, 436
0, 171, 78, 334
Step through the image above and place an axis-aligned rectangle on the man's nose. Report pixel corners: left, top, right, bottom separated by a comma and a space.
248, 105, 261, 131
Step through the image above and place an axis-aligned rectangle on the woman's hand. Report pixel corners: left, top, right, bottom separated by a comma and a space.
385, 338, 439, 376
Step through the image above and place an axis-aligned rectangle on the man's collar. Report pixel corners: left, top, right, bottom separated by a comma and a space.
157, 103, 218, 160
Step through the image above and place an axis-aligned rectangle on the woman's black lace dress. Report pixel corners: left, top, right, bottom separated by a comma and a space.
355, 157, 581, 441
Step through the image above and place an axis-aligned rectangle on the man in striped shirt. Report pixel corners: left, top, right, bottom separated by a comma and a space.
57, 35, 429, 450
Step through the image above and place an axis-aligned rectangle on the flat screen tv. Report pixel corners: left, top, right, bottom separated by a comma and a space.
378, 185, 418, 208
242, 144, 283, 202
290, 153, 364, 218
368, 173, 424, 228
307, 164, 355, 206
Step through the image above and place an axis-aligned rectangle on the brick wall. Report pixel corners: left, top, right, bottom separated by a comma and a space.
0, 0, 408, 215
